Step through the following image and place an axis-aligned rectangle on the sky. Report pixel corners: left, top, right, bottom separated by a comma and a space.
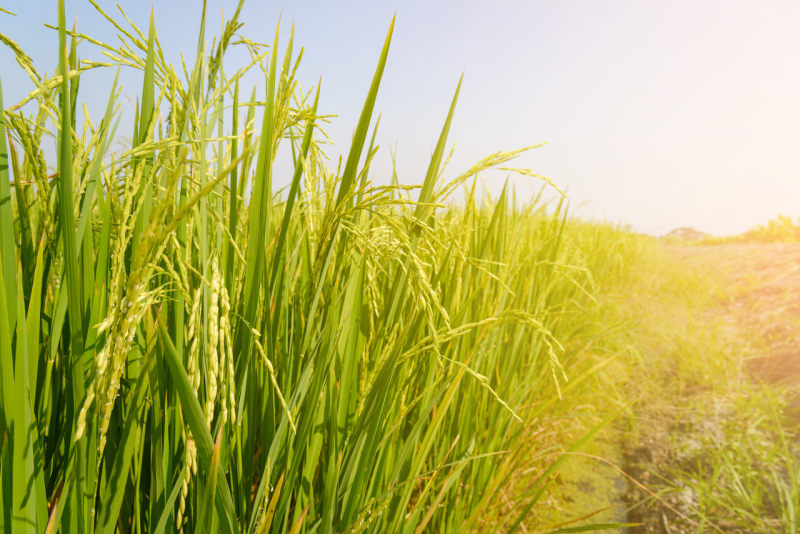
2, 0, 799, 236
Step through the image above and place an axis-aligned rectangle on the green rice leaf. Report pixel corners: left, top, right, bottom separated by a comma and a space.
336, 16, 394, 206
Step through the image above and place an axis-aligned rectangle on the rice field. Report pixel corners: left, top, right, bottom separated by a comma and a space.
1, 2, 798, 533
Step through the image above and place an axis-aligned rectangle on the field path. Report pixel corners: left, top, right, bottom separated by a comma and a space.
620, 242, 800, 533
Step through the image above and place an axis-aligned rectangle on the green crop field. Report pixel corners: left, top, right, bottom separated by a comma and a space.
1, 2, 798, 533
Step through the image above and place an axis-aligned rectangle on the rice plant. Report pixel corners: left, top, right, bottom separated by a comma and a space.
0, 2, 620, 532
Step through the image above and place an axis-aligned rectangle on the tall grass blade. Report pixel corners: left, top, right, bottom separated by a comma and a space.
0, 78, 16, 331
336, 16, 394, 206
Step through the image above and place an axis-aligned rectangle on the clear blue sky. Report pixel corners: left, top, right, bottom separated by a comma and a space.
2, 0, 799, 235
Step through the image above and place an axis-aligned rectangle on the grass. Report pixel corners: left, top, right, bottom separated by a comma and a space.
1, 2, 798, 533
